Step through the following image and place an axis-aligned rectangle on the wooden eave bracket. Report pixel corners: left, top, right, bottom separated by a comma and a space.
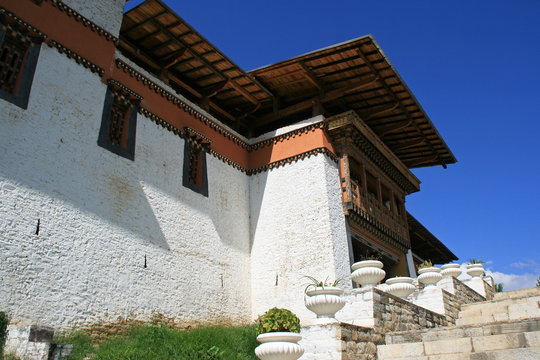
299, 62, 325, 94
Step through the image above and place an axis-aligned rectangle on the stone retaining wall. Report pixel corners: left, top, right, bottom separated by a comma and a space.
371, 289, 450, 332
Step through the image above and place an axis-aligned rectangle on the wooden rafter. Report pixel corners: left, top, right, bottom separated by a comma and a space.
118, 37, 236, 122
355, 48, 445, 165
299, 62, 324, 92
148, 18, 260, 110
160, 47, 187, 69
376, 120, 412, 136
123, 10, 168, 34
257, 75, 378, 125
363, 101, 399, 120
387, 138, 426, 152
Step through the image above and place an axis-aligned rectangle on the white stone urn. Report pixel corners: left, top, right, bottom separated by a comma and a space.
441, 263, 462, 278
305, 287, 345, 321
385, 277, 416, 298
466, 263, 485, 278
351, 260, 385, 288
255, 332, 303, 360
417, 267, 442, 288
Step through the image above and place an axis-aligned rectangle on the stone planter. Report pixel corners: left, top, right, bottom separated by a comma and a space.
441, 263, 462, 278
351, 260, 385, 288
305, 287, 345, 321
255, 332, 303, 360
418, 267, 442, 288
466, 263, 484, 278
385, 277, 416, 298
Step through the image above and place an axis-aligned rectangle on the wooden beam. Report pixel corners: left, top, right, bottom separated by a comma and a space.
404, 155, 439, 168
374, 120, 411, 136
160, 47, 188, 69
299, 62, 324, 92
122, 10, 168, 34
118, 37, 236, 122
202, 80, 230, 98
209, 102, 236, 122
228, 80, 259, 106
256, 75, 378, 125
149, 18, 260, 108
389, 138, 426, 152
363, 101, 399, 120
356, 47, 444, 165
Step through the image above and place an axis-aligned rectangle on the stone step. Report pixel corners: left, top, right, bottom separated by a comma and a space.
494, 287, 540, 301
377, 346, 540, 360
386, 318, 540, 345
457, 295, 540, 326
377, 330, 540, 359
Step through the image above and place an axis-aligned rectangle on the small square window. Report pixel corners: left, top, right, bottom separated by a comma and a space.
97, 84, 139, 160
0, 20, 42, 109
182, 137, 208, 197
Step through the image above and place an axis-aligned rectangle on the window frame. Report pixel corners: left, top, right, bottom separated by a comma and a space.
97, 85, 139, 161
182, 138, 209, 197
0, 20, 42, 110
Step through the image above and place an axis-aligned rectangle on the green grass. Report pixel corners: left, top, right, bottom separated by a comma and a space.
55, 324, 259, 360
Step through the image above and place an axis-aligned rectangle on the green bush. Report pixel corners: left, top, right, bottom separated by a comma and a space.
255, 308, 300, 336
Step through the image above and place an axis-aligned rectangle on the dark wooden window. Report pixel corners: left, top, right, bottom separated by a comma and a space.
349, 158, 363, 207
97, 85, 139, 160
183, 139, 208, 197
394, 195, 404, 218
0, 20, 42, 109
366, 171, 378, 199
381, 183, 392, 211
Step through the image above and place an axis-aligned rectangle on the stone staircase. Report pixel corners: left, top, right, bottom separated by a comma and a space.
377, 287, 540, 359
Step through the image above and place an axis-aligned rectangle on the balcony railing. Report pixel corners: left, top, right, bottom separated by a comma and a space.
351, 189, 408, 240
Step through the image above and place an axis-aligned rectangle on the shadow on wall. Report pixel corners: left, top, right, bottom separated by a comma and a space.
248, 168, 269, 253
0, 106, 170, 252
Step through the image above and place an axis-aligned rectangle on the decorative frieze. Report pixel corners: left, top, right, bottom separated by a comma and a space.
0, 8, 47, 39
115, 59, 250, 149
139, 107, 184, 138
47, 39, 104, 77
247, 147, 338, 175
44, 0, 118, 44
107, 79, 142, 100
184, 127, 212, 145
248, 121, 327, 151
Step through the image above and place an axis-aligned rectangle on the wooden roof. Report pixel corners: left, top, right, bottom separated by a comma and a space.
407, 212, 457, 264
120, 0, 273, 130
249, 36, 456, 168
120, 0, 456, 168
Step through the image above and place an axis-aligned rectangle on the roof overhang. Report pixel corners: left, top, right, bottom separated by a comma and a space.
249, 36, 457, 168
120, 1, 456, 169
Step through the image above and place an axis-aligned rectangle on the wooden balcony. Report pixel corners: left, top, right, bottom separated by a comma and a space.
348, 188, 409, 248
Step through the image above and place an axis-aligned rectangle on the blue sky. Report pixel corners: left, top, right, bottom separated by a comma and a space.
126, 1, 540, 289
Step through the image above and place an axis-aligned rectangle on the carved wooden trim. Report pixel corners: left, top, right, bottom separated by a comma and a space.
47, 39, 104, 77
43, 0, 118, 43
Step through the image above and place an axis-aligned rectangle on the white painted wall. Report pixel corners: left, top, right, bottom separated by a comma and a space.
1, 1, 355, 331
62, 0, 126, 37
0, 45, 252, 330
249, 153, 351, 325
